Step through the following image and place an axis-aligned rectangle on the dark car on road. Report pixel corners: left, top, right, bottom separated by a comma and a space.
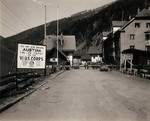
100, 65, 111, 71
72, 63, 80, 69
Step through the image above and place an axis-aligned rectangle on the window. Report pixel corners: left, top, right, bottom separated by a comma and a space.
130, 45, 135, 49
145, 34, 150, 40
146, 46, 150, 51
135, 23, 140, 28
130, 34, 135, 40
58, 39, 64, 46
147, 60, 150, 65
92, 56, 95, 59
146, 23, 150, 28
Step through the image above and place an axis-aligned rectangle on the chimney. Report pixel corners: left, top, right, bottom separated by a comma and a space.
129, 15, 131, 20
137, 8, 140, 14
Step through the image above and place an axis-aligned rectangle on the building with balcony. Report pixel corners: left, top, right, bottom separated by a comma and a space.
120, 8, 150, 68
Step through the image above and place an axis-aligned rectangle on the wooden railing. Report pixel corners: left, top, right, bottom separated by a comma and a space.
0, 65, 64, 98
0, 72, 41, 98
121, 65, 150, 79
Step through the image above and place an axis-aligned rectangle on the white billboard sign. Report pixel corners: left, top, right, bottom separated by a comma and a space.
17, 43, 46, 69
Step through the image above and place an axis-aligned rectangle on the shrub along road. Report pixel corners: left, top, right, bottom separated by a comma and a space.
1, 68, 150, 121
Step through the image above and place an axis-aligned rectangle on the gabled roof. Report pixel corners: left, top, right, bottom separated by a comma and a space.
46, 47, 68, 59
121, 9, 150, 30
73, 50, 86, 57
112, 21, 128, 27
81, 54, 91, 61
136, 9, 150, 18
121, 18, 135, 30
122, 49, 150, 57
87, 45, 102, 55
43, 35, 76, 51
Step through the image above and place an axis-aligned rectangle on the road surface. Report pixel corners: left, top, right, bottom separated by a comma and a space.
1, 68, 150, 121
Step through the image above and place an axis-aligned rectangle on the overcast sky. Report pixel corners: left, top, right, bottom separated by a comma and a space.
1, 0, 116, 37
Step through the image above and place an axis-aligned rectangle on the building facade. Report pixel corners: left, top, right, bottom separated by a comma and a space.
43, 35, 76, 66
103, 21, 127, 64
87, 45, 103, 63
120, 8, 150, 67
121, 10, 150, 52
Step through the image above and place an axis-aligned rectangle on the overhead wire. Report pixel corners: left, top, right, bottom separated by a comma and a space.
4, 0, 33, 27
1, 4, 31, 30
1, 0, 44, 41
1, 22, 18, 34
1, 0, 37, 37
1, 1, 31, 28
0, 17, 22, 32
1, 0, 39, 73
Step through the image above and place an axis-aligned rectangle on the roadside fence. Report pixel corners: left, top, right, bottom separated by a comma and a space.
0, 71, 41, 98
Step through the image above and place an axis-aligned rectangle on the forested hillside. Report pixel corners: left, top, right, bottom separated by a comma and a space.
1, 0, 149, 51
0, 35, 4, 40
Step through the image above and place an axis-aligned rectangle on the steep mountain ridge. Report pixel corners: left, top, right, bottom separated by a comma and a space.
0, 35, 4, 40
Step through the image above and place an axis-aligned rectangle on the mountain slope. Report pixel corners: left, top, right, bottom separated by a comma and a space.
1, 0, 149, 51
0, 35, 4, 40
0, 44, 15, 76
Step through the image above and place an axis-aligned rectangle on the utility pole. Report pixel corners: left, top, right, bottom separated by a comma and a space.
57, 6, 59, 65
122, 11, 124, 26
120, 11, 124, 71
44, 5, 47, 76
44, 5, 47, 39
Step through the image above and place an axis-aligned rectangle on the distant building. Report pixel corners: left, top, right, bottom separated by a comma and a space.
102, 31, 111, 60
112, 21, 128, 57
87, 45, 102, 63
43, 35, 76, 66
102, 21, 127, 41
73, 41, 87, 65
112, 21, 128, 33
103, 21, 127, 64
102, 31, 110, 41
81, 54, 91, 63
73, 50, 86, 65
103, 34, 114, 64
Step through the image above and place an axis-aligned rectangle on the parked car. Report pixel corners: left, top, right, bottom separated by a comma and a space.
64, 61, 71, 70
72, 63, 80, 69
100, 65, 111, 71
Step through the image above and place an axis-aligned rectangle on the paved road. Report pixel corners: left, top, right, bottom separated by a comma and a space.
1, 68, 150, 121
